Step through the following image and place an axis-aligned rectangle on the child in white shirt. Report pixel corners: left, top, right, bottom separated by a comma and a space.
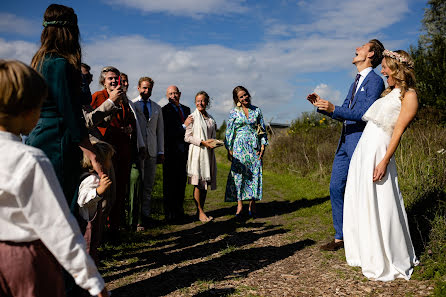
0, 60, 108, 297
78, 141, 114, 263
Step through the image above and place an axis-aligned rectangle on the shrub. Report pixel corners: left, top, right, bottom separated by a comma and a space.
264, 111, 341, 177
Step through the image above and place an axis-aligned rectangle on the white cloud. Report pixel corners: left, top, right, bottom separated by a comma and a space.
0, 13, 40, 36
266, 0, 410, 38
157, 97, 169, 107
313, 84, 342, 104
0, 32, 392, 125
166, 51, 198, 72
79, 34, 362, 124
105, 0, 247, 17
0, 38, 37, 63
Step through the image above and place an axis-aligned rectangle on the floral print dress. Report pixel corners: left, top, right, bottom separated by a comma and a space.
224, 105, 268, 202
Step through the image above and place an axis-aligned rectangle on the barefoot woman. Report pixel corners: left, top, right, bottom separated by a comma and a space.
185, 91, 218, 222
225, 86, 268, 218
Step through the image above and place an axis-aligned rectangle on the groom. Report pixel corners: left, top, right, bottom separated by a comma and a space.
307, 39, 385, 251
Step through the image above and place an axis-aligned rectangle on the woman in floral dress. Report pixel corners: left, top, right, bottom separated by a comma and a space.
225, 86, 268, 217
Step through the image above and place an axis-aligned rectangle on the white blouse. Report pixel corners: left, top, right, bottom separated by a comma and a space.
78, 174, 102, 221
0, 131, 104, 296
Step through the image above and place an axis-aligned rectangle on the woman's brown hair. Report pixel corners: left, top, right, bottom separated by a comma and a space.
30, 4, 81, 71
232, 86, 251, 106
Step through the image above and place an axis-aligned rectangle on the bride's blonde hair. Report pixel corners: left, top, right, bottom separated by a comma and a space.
381, 50, 416, 100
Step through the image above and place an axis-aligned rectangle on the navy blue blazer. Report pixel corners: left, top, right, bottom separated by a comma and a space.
162, 102, 191, 155
319, 69, 384, 154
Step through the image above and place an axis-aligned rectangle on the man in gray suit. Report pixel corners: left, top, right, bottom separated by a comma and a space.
132, 77, 164, 226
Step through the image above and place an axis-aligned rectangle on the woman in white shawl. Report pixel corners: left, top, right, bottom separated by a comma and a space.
185, 91, 219, 223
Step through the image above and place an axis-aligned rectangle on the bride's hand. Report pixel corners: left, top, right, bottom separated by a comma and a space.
373, 159, 389, 182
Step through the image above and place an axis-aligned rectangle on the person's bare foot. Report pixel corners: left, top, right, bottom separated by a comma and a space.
199, 214, 213, 223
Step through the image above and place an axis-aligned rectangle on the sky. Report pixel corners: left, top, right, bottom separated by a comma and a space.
0, 0, 427, 125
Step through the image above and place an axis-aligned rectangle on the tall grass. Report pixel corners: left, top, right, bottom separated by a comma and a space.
399, 109, 446, 282
265, 111, 340, 177
265, 110, 446, 281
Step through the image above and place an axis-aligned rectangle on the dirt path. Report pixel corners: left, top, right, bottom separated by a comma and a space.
102, 163, 434, 296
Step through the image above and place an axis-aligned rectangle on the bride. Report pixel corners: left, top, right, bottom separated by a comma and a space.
343, 49, 419, 281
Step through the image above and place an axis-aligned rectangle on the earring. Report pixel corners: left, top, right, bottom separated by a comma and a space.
237, 102, 242, 107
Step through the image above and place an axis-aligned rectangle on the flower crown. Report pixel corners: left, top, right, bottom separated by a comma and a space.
383, 49, 414, 69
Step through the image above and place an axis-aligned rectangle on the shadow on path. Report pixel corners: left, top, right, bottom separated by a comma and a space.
103, 221, 288, 283
206, 196, 330, 221
101, 196, 329, 259
192, 288, 236, 297
112, 239, 315, 297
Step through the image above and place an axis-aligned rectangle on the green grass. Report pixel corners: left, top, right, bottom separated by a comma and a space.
100, 146, 337, 295
99, 118, 444, 295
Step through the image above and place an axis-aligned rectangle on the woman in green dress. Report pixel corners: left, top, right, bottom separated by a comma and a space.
26, 5, 107, 297
225, 86, 268, 218
27, 4, 101, 208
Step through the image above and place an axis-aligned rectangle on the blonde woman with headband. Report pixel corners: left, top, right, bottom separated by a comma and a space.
343, 49, 419, 281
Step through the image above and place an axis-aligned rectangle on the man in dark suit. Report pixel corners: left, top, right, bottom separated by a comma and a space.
162, 85, 192, 223
307, 39, 385, 251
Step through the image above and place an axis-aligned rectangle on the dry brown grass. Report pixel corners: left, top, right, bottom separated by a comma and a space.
264, 112, 340, 177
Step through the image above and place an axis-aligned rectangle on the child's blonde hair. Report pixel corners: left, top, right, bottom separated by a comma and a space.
81, 141, 115, 170
0, 60, 48, 117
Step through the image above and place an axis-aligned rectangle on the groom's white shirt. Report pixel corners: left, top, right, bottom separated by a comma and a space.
355, 67, 373, 94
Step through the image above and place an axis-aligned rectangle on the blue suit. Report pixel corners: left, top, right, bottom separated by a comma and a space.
319, 69, 384, 240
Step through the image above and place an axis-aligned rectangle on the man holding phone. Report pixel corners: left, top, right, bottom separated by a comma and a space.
81, 63, 119, 139
91, 66, 138, 232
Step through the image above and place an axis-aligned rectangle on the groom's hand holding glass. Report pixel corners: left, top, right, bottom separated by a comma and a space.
307, 93, 335, 113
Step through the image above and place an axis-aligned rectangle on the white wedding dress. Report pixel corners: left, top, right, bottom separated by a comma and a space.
343, 88, 418, 281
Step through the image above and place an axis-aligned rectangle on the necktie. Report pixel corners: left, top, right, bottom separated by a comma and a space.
349, 74, 361, 108
143, 101, 150, 120
177, 106, 185, 123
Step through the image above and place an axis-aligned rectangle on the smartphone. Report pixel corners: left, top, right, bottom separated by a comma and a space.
117, 76, 121, 86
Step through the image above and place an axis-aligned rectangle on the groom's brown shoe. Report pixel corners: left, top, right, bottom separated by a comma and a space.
320, 240, 344, 251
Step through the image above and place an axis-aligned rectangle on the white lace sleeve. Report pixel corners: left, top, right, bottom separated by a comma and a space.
362, 89, 401, 135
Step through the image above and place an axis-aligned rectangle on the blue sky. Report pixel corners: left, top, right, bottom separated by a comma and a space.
1, 0, 427, 125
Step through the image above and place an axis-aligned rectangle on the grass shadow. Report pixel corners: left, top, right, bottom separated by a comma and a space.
192, 288, 236, 297
206, 196, 330, 219
112, 239, 315, 297
102, 221, 288, 283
